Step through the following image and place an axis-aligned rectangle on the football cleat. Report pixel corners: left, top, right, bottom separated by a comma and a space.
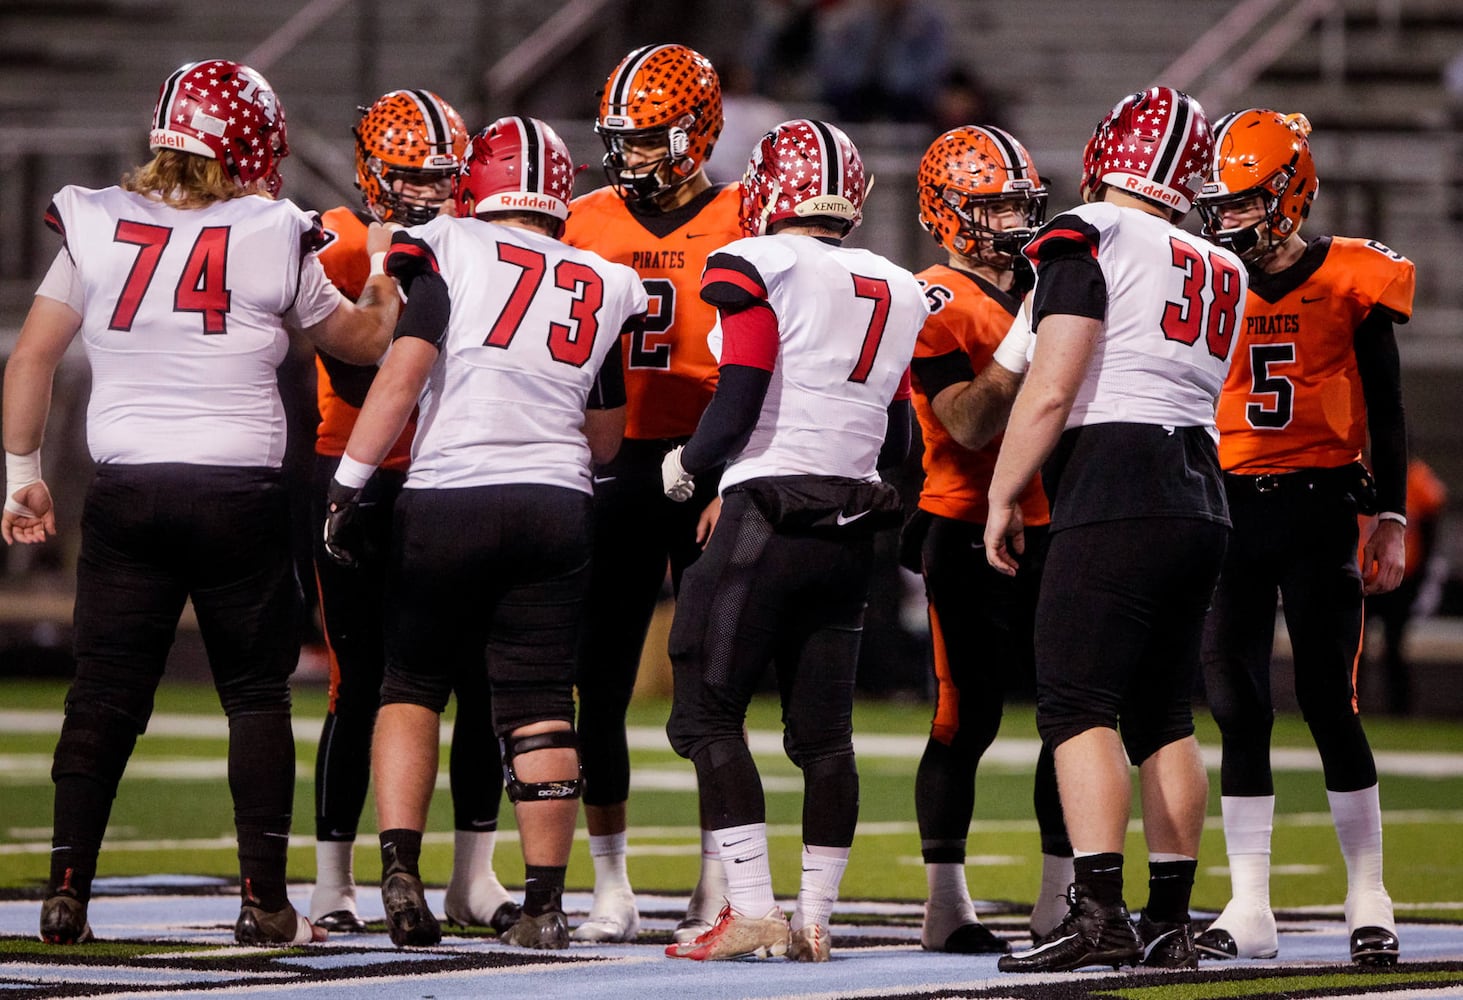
312, 909, 367, 934
673, 876, 727, 944
665, 904, 790, 961
501, 907, 570, 949
38, 892, 93, 945
1350, 925, 1400, 967
997, 884, 1141, 973
1134, 911, 1197, 969
1194, 901, 1278, 960
921, 900, 1009, 954
381, 871, 442, 947
443, 875, 522, 936
788, 922, 831, 962
571, 887, 641, 943
235, 902, 325, 946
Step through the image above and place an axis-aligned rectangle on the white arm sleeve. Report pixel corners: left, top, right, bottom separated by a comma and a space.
990, 299, 1033, 374
35, 250, 83, 314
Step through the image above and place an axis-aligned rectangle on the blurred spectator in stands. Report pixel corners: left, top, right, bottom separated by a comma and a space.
1362, 458, 1448, 715
708, 60, 790, 184
931, 66, 1013, 138
1446, 51, 1463, 221
740, 0, 827, 101
814, 0, 951, 124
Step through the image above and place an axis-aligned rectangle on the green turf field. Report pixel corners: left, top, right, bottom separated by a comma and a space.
2, 677, 1460, 921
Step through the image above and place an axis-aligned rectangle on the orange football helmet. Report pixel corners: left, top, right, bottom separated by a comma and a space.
917, 125, 1046, 267
353, 89, 468, 225
595, 43, 723, 204
1197, 108, 1316, 262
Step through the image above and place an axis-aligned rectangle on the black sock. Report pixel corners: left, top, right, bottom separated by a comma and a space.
229, 711, 295, 912
380, 828, 424, 878
522, 864, 565, 916
1074, 852, 1125, 907
50, 708, 141, 902
1145, 859, 1197, 924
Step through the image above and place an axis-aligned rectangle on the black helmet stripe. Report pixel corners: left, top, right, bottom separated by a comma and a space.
407, 89, 449, 151
1152, 91, 1190, 188
516, 116, 542, 194
609, 44, 666, 114
155, 61, 199, 130
810, 119, 842, 197
983, 125, 1027, 178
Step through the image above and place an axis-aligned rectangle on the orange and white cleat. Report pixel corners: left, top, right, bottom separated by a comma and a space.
665, 904, 789, 961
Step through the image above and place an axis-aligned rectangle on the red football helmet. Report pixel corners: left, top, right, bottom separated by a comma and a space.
1079, 86, 1212, 216
917, 125, 1046, 266
354, 89, 468, 225
596, 43, 724, 204
454, 116, 577, 223
740, 119, 869, 238
149, 59, 289, 197
1196, 109, 1317, 262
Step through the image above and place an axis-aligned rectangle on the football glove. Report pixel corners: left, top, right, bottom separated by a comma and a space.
322, 479, 368, 568
661, 445, 695, 502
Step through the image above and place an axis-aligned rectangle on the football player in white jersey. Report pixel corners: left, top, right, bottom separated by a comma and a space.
1, 59, 399, 947
321, 116, 648, 950
986, 87, 1245, 974
659, 120, 928, 963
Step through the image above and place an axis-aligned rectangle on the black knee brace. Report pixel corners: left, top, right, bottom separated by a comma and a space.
500, 729, 583, 803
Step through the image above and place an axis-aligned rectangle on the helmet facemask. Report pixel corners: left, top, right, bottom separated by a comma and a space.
598, 119, 700, 206
1197, 168, 1296, 263
937, 186, 1047, 269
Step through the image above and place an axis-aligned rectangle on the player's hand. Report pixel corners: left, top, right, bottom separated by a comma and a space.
696, 495, 721, 547
983, 501, 1025, 577
661, 445, 695, 502
365, 221, 401, 257
322, 480, 367, 568
1, 481, 56, 545
1362, 518, 1406, 595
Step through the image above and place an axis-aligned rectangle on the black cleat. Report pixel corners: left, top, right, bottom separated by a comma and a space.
235, 901, 323, 946
998, 884, 1141, 973
313, 909, 368, 934
381, 872, 442, 947
1193, 925, 1238, 960
502, 907, 569, 949
1350, 926, 1400, 966
39, 893, 93, 945
935, 921, 1010, 954
489, 900, 524, 936
1134, 912, 1197, 969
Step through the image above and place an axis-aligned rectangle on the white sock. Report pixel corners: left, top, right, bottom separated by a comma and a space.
1328, 784, 1393, 930
311, 840, 356, 916
713, 822, 775, 917
588, 831, 632, 894
925, 861, 973, 913
1220, 794, 1275, 909
1031, 853, 1074, 937
794, 845, 849, 932
450, 828, 499, 889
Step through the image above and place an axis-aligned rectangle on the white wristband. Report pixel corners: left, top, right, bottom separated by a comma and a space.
333, 453, 378, 490
369, 251, 388, 277
991, 308, 1033, 374
5, 448, 43, 517
1378, 511, 1407, 528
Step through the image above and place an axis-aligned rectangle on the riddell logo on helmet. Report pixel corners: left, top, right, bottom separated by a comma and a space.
150, 129, 189, 150
1123, 176, 1181, 207
498, 194, 558, 211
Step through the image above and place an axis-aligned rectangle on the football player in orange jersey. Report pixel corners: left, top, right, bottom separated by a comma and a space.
562, 43, 743, 944
1195, 110, 1412, 967
308, 90, 518, 936
905, 125, 1073, 954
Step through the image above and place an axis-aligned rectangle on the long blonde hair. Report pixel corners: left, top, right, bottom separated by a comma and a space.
121, 150, 265, 208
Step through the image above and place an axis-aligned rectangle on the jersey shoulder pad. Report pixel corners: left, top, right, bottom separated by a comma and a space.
1331, 235, 1415, 322
1024, 202, 1114, 265
384, 228, 440, 288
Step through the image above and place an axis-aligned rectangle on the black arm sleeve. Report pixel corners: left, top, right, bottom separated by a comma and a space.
318, 353, 378, 408
680, 364, 772, 474
587, 337, 626, 410
392, 270, 450, 349
878, 398, 913, 470
1032, 255, 1107, 324
1355, 306, 1408, 514
911, 350, 976, 401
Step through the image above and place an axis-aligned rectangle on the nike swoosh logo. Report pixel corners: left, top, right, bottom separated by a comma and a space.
731, 853, 765, 864
1142, 928, 1178, 961
969, 540, 984, 550
1301, 295, 1324, 303
836, 510, 870, 526
685, 232, 711, 239
720, 837, 752, 849
592, 475, 616, 484
469, 819, 496, 829
328, 829, 354, 839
